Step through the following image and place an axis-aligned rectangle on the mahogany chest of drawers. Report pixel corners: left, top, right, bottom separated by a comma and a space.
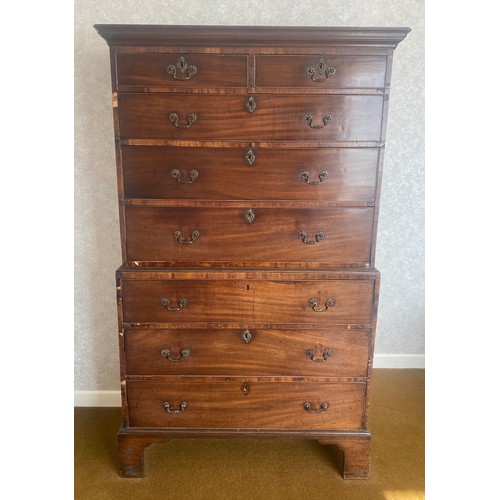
95, 24, 409, 479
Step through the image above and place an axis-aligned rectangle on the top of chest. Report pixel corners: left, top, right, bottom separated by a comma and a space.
95, 25, 409, 93
94, 25, 410, 50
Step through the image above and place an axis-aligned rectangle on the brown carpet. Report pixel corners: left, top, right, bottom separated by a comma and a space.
74, 369, 424, 500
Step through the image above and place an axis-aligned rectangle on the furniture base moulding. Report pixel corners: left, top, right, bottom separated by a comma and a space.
117, 426, 371, 479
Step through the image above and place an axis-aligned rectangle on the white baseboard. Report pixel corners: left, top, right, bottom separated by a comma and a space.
74, 354, 424, 407
372, 354, 425, 369
74, 390, 121, 407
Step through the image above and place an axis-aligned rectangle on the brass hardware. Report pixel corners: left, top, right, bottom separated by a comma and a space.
246, 96, 257, 114
174, 230, 200, 244
160, 348, 191, 361
241, 382, 251, 395
166, 56, 198, 80
299, 231, 325, 245
245, 149, 256, 166
306, 57, 336, 82
160, 297, 189, 311
241, 329, 252, 344
171, 169, 199, 184
305, 114, 332, 129
303, 402, 329, 413
309, 298, 335, 312
301, 170, 329, 185
169, 112, 197, 129
245, 209, 255, 224
306, 349, 332, 363
163, 401, 188, 413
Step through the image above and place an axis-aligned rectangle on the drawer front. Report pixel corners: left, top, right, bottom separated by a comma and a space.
118, 94, 384, 141
126, 380, 365, 430
256, 55, 387, 88
125, 328, 370, 377
121, 279, 375, 325
122, 146, 379, 203
116, 54, 248, 87
124, 206, 374, 266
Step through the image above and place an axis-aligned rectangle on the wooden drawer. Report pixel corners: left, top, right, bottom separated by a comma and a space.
121, 146, 379, 203
121, 278, 375, 325
124, 206, 374, 266
256, 55, 387, 88
125, 328, 371, 377
116, 53, 248, 87
126, 380, 366, 430
118, 94, 384, 141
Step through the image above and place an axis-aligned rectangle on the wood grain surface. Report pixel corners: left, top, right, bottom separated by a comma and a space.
121, 278, 375, 325
118, 94, 384, 141
121, 146, 380, 203
126, 379, 366, 430
124, 206, 374, 266
124, 328, 371, 377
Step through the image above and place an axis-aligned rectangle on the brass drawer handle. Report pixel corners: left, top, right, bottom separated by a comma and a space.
309, 298, 335, 312
304, 402, 329, 413
246, 96, 257, 114
305, 113, 332, 129
301, 170, 328, 185
163, 401, 188, 413
174, 230, 200, 244
160, 297, 188, 311
299, 231, 325, 245
169, 112, 197, 129
306, 58, 336, 82
306, 349, 332, 363
166, 56, 198, 80
160, 348, 191, 361
171, 169, 199, 184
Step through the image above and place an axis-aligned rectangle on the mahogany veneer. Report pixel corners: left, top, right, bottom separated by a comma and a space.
95, 24, 409, 479
120, 146, 380, 202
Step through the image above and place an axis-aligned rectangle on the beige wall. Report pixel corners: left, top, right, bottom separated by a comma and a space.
75, 0, 424, 390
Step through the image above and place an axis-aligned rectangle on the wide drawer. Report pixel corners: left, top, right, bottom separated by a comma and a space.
126, 380, 366, 430
121, 278, 375, 325
125, 328, 371, 377
121, 146, 379, 203
118, 94, 384, 141
255, 55, 387, 88
124, 206, 374, 266
116, 54, 248, 87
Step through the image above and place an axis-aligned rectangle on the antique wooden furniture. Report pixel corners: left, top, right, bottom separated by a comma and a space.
95, 24, 409, 479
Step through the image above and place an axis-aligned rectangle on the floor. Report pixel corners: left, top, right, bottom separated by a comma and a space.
74, 369, 424, 499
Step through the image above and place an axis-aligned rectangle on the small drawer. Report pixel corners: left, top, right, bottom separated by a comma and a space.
256, 55, 387, 88
118, 94, 384, 141
121, 278, 375, 325
116, 54, 248, 87
124, 206, 374, 267
126, 380, 366, 430
124, 328, 371, 377
121, 146, 379, 204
